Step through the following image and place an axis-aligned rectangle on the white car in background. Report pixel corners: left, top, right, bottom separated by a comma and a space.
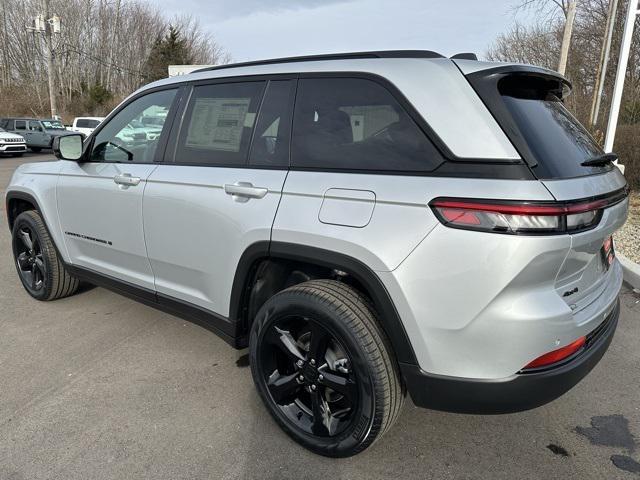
0, 127, 27, 157
69, 117, 105, 137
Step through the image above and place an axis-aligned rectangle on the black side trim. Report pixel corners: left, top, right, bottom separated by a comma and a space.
192, 50, 445, 73
230, 242, 419, 366
66, 264, 241, 348
401, 300, 619, 414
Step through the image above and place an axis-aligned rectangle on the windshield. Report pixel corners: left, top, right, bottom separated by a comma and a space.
42, 120, 65, 130
497, 75, 611, 179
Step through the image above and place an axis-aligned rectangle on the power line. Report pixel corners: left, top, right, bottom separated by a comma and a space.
57, 42, 150, 79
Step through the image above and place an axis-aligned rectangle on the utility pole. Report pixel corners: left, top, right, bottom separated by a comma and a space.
41, 0, 58, 119
589, 0, 618, 127
558, 0, 578, 75
106, 0, 121, 91
27, 1, 60, 119
604, 0, 639, 163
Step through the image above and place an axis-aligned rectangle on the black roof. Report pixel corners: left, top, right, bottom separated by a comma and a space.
192, 50, 446, 73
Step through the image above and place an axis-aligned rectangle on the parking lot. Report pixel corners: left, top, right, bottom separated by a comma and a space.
0, 152, 638, 479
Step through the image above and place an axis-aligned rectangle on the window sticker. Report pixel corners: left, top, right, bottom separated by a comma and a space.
186, 97, 252, 152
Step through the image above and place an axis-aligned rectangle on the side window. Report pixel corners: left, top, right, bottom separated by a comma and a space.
0, 119, 8, 129
29, 121, 42, 132
175, 81, 265, 166
91, 89, 177, 163
292, 78, 443, 172
15, 120, 26, 131
249, 80, 296, 167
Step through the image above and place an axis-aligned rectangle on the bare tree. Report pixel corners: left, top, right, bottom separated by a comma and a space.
488, 0, 640, 187
0, 0, 231, 119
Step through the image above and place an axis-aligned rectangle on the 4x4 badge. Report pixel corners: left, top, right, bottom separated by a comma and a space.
563, 287, 579, 297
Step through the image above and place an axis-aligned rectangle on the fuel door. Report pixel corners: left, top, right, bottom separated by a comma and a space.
319, 188, 376, 228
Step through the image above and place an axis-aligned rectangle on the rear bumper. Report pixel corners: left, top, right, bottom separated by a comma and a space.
401, 299, 619, 414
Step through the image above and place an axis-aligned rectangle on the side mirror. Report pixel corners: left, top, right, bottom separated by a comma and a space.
53, 134, 83, 161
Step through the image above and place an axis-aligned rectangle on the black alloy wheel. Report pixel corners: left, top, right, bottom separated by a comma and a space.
259, 315, 360, 438
250, 280, 404, 457
11, 210, 80, 301
14, 224, 45, 295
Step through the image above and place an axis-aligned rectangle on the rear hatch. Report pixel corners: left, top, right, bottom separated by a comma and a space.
460, 62, 629, 309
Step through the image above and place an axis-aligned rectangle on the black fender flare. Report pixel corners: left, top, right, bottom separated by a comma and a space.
230, 241, 419, 366
5, 190, 43, 231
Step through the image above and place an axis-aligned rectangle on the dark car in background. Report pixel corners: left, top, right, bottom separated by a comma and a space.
0, 118, 77, 152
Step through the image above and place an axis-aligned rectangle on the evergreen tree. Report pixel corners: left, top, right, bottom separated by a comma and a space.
144, 26, 195, 82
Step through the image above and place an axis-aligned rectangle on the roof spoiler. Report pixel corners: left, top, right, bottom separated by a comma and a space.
451, 53, 478, 61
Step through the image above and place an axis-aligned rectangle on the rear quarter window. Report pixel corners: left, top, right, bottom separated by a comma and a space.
291, 77, 444, 172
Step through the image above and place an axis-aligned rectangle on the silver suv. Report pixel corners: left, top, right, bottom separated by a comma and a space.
5, 51, 629, 457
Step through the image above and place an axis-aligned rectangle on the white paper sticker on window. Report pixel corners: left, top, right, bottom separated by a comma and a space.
186, 97, 252, 152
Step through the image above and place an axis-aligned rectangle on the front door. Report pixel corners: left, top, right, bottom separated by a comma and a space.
28, 121, 48, 147
57, 88, 180, 290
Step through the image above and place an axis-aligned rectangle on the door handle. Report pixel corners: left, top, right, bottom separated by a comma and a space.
114, 173, 141, 188
224, 182, 268, 202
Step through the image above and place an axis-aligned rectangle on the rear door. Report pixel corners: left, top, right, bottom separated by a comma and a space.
272, 76, 449, 272
143, 78, 296, 318
15, 120, 29, 145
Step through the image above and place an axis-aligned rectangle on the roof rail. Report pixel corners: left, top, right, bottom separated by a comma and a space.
192, 50, 445, 73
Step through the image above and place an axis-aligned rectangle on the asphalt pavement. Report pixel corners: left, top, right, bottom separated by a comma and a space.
0, 152, 639, 479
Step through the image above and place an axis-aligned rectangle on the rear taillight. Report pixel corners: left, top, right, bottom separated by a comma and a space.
430, 189, 627, 235
523, 336, 586, 370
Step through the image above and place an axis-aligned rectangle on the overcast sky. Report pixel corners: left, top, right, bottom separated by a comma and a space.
150, 0, 534, 62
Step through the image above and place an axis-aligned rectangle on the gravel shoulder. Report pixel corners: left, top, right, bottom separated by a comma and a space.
616, 191, 640, 264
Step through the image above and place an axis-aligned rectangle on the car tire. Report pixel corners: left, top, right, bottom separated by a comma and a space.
250, 279, 404, 457
30, 147, 41, 153
11, 210, 80, 301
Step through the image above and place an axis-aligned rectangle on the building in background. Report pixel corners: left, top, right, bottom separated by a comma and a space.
168, 65, 214, 77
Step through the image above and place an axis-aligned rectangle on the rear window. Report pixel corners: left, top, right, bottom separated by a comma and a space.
174, 81, 265, 166
495, 75, 610, 179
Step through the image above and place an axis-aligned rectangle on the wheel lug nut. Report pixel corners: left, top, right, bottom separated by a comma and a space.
318, 374, 324, 381
298, 375, 304, 382
311, 384, 317, 391
310, 359, 316, 366
296, 360, 304, 367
